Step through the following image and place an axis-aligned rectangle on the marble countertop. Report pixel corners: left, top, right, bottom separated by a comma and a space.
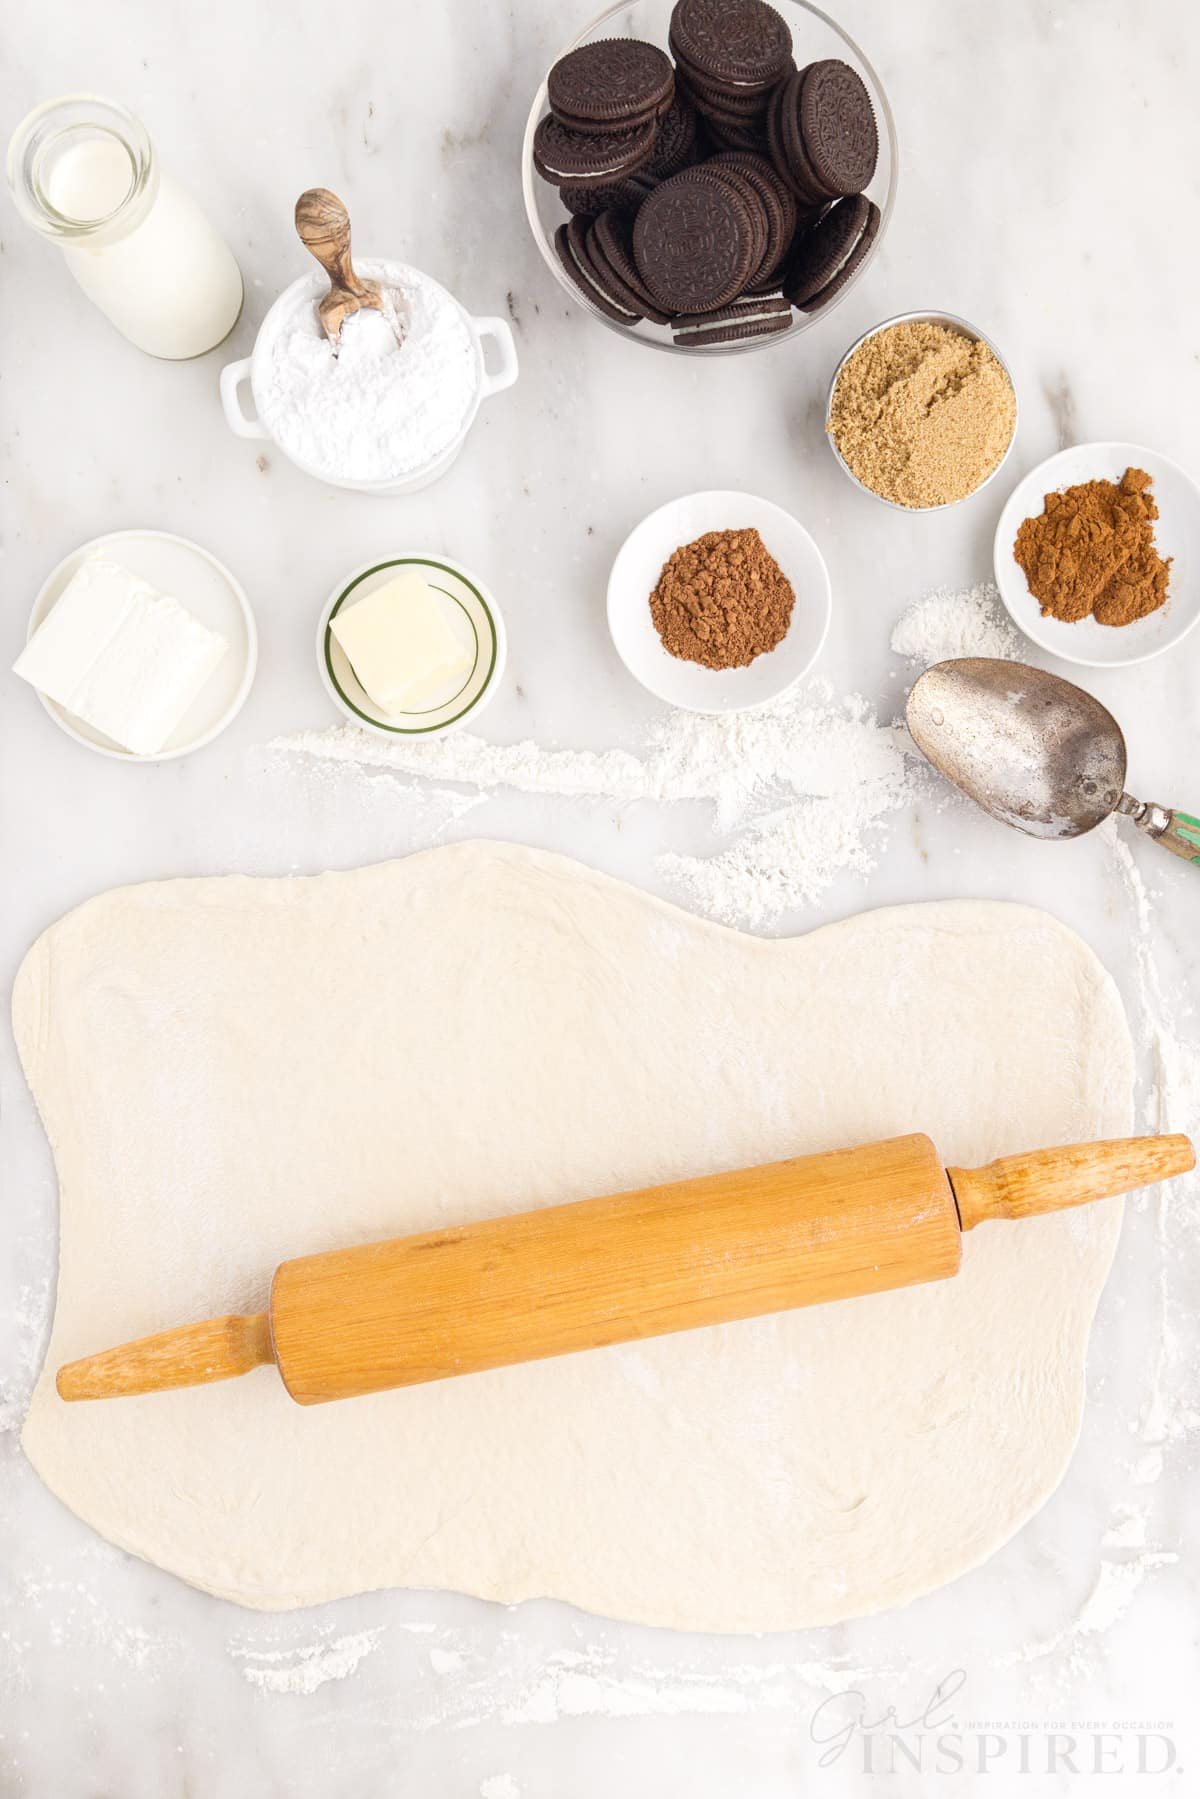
2, 0, 1198, 1792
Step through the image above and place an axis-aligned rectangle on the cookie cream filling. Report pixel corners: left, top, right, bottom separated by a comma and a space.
566, 239, 638, 317
673, 304, 789, 336
550, 161, 633, 180
798, 224, 865, 301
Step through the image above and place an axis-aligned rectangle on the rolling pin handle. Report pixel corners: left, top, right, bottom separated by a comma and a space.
948, 1134, 1194, 1232
56, 1311, 275, 1402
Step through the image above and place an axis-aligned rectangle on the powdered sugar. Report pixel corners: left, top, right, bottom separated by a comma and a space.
254, 262, 478, 482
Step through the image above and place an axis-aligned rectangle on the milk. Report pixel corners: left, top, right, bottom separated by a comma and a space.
49, 136, 242, 359
9, 101, 243, 360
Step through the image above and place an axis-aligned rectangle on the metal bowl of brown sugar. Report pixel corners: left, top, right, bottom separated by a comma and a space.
825, 311, 1019, 512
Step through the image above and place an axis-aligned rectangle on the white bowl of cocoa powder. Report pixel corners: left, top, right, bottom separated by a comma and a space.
607, 490, 832, 714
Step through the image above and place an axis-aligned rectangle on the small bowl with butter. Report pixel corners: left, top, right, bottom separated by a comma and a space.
318, 554, 505, 738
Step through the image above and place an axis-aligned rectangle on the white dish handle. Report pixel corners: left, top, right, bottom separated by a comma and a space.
220, 358, 269, 440
473, 317, 519, 399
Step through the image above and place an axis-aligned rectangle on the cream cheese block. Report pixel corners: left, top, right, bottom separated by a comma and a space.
331, 569, 473, 714
14, 555, 228, 755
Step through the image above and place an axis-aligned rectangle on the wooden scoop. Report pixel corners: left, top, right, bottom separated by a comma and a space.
294, 187, 385, 346
57, 1132, 1193, 1408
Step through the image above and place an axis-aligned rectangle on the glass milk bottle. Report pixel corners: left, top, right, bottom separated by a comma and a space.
7, 95, 243, 359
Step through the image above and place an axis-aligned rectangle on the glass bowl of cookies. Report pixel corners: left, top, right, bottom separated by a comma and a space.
521, 0, 897, 355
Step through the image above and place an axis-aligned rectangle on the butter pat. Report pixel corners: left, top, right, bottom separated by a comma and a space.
14, 556, 228, 755
331, 569, 472, 715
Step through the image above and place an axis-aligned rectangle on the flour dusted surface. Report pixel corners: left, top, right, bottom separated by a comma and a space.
267, 582, 1033, 926
272, 680, 919, 926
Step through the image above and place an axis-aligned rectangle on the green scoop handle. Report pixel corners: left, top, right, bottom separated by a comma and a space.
1117, 798, 1200, 864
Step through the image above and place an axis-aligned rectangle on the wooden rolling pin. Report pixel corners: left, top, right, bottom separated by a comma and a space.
57, 1132, 1193, 1407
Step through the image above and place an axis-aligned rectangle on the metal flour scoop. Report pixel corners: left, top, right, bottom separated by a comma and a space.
906, 658, 1200, 865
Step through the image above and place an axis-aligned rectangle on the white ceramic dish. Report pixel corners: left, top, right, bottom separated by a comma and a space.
220, 262, 518, 495
24, 530, 257, 761
826, 310, 1018, 511
993, 442, 1200, 668
318, 554, 506, 738
607, 490, 831, 713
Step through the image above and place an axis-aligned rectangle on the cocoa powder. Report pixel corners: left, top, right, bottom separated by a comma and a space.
649, 528, 795, 670
1013, 466, 1171, 627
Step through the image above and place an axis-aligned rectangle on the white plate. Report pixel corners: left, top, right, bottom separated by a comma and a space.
318, 554, 506, 738
607, 491, 832, 713
25, 530, 258, 761
993, 443, 1200, 668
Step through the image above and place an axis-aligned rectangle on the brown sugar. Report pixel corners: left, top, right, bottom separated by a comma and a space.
1013, 467, 1171, 627
649, 527, 794, 670
827, 320, 1016, 508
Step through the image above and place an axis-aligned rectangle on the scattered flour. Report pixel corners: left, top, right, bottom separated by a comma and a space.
1103, 1504, 1149, 1550
272, 681, 922, 927
232, 1628, 384, 1695
1005, 1552, 1179, 1666
1074, 1554, 1177, 1635
271, 580, 1030, 928
0, 1279, 49, 1435
10, 1565, 179, 1676
480, 1777, 521, 1799
1105, 823, 1200, 1470
890, 582, 1021, 663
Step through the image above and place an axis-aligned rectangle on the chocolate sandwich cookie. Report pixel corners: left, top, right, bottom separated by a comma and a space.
769, 61, 878, 203
702, 161, 769, 282
679, 67, 774, 118
766, 79, 813, 203
671, 294, 793, 346
554, 218, 643, 324
782, 192, 878, 311
534, 112, 656, 187
709, 150, 796, 285
798, 59, 878, 197
702, 117, 770, 154
669, 0, 793, 95
548, 38, 675, 134
633, 167, 758, 312
590, 209, 674, 324
559, 172, 657, 217
769, 73, 833, 205
643, 95, 701, 180
675, 63, 789, 152
741, 191, 827, 292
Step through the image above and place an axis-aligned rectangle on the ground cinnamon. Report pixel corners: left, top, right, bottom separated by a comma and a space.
649, 528, 794, 670
1013, 467, 1171, 627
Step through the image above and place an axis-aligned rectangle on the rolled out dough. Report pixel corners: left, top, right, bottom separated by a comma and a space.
16, 844, 1132, 1629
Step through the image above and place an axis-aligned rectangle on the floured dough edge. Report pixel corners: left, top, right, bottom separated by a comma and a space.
13, 844, 1134, 1624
